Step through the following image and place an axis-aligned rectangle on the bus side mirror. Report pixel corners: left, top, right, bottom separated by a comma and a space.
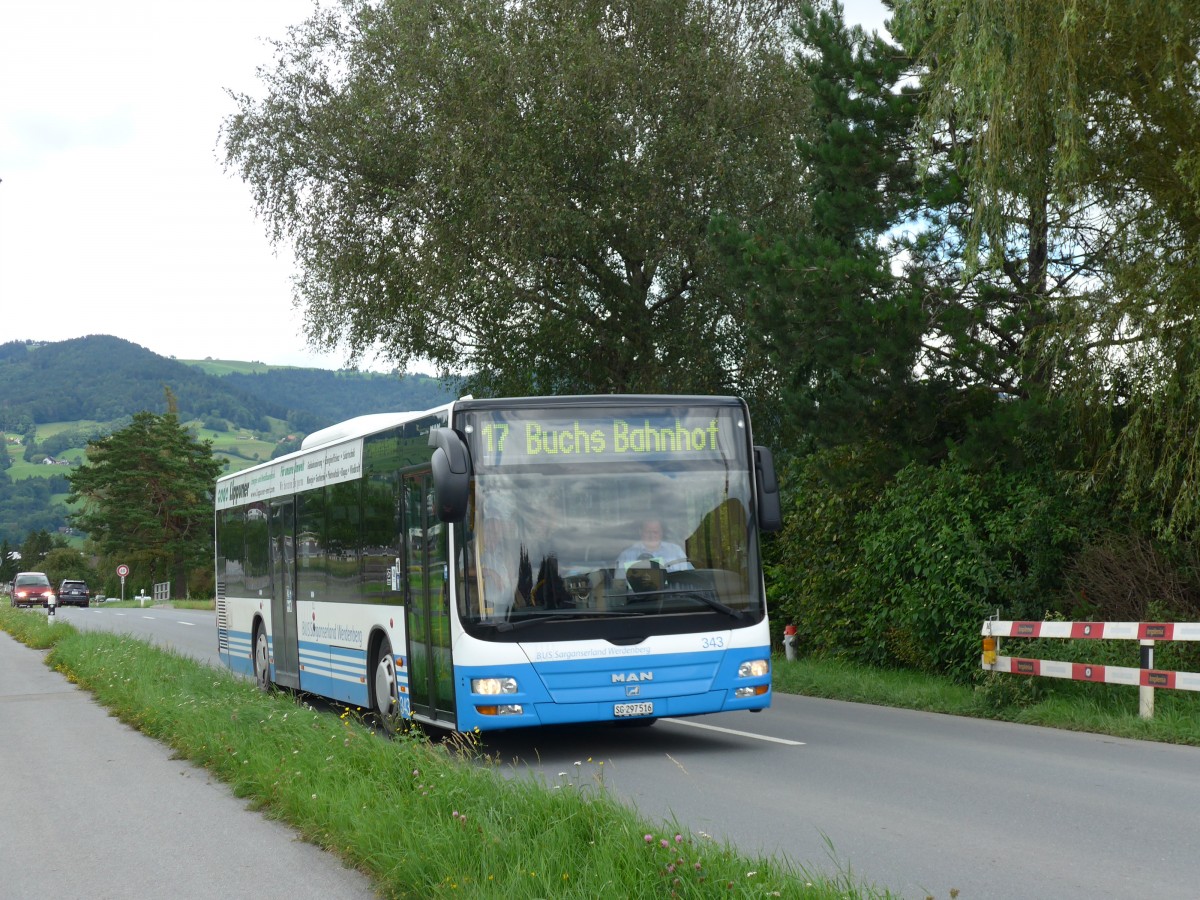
429, 427, 470, 522
754, 445, 782, 533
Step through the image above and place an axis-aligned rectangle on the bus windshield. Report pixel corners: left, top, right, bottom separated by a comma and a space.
457, 404, 760, 637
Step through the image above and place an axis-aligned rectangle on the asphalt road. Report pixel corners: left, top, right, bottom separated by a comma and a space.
54, 605, 1200, 898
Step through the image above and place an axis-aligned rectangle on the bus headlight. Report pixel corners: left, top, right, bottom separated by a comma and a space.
472, 677, 518, 695
738, 659, 769, 678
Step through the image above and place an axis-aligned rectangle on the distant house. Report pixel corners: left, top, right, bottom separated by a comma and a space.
42, 457, 71, 466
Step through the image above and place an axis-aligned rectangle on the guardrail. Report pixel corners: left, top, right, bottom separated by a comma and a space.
980, 619, 1200, 718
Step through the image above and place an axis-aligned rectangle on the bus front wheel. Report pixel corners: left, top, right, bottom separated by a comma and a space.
373, 638, 404, 736
253, 624, 271, 692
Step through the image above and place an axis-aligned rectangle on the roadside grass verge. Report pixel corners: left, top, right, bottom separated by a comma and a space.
771, 655, 1200, 746
88, 599, 214, 611
0, 607, 894, 900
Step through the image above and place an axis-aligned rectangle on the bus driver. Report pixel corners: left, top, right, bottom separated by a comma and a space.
617, 518, 691, 573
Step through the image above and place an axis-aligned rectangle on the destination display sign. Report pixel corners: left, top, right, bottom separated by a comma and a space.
466, 409, 741, 467
215, 438, 363, 510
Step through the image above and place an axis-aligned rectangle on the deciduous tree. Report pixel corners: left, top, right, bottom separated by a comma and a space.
222, 0, 811, 397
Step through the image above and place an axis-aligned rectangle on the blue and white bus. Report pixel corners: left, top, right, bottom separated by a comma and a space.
214, 395, 781, 733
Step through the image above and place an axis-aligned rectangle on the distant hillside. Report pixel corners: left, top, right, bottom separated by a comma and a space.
0, 336, 283, 432
213, 367, 456, 433
0, 336, 456, 546
0, 337, 456, 433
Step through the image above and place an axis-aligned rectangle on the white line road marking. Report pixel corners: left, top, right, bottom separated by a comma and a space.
662, 718, 805, 745
179, 621, 194, 627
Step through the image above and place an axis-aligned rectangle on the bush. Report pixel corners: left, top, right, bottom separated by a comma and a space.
850, 457, 1104, 681
765, 444, 889, 660
1066, 533, 1200, 622
770, 447, 1108, 683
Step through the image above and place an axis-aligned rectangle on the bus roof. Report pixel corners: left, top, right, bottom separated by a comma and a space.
301, 411, 420, 451
216, 402, 455, 487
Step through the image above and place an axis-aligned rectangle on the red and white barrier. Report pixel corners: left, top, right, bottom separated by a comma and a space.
979, 619, 1200, 716
985, 656, 1200, 692
983, 620, 1200, 642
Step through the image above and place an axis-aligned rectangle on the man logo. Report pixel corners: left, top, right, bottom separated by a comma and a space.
612, 672, 653, 684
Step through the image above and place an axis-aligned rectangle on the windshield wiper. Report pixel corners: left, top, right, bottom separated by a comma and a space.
481, 608, 655, 632
633, 589, 749, 621
486, 614, 577, 633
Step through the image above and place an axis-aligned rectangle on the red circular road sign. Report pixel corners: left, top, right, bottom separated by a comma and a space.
116, 564, 130, 577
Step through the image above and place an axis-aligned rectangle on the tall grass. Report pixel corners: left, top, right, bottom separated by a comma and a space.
0, 607, 894, 899
771, 654, 1200, 745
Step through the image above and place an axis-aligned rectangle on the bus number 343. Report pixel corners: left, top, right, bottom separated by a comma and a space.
702, 636, 725, 649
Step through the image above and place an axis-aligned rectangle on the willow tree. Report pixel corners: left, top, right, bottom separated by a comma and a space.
222, 0, 811, 397
893, 0, 1200, 532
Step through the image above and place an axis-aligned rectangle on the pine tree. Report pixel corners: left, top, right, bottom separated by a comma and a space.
0, 538, 16, 584
69, 412, 223, 596
717, 2, 926, 453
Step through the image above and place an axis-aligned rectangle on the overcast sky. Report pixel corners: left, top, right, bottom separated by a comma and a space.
1, 1, 889, 371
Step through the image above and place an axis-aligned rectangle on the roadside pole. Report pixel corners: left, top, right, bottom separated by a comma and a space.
117, 563, 129, 602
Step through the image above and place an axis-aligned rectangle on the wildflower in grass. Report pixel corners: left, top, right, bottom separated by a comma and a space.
644, 834, 654, 843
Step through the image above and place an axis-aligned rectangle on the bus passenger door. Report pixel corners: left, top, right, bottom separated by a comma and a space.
403, 473, 456, 726
269, 498, 300, 689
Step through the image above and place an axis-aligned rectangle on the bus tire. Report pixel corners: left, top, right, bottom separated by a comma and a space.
372, 637, 404, 736
253, 622, 271, 692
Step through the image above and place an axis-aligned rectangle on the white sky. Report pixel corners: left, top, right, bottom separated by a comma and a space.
1, 1, 889, 371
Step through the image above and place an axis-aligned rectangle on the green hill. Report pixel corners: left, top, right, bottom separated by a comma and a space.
0, 336, 456, 545
0, 336, 282, 431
